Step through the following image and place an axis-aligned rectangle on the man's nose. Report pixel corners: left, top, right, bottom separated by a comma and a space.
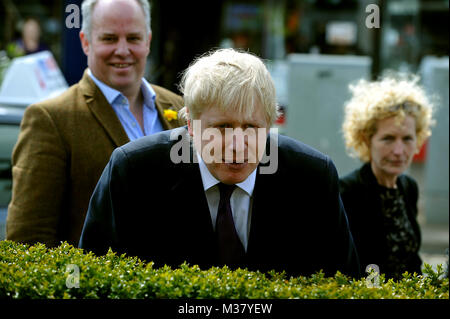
115, 38, 130, 56
225, 128, 246, 148
224, 128, 247, 162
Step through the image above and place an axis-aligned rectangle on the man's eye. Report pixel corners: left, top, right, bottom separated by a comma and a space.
128, 36, 141, 42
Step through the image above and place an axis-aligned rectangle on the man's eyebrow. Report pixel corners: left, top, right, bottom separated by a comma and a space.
98, 32, 116, 37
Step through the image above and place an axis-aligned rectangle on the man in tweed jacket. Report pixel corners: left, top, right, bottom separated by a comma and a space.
7, 0, 184, 247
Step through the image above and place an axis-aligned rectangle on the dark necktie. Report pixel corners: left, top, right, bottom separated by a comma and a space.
215, 183, 245, 267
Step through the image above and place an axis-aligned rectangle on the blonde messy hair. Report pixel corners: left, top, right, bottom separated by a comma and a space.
342, 72, 435, 162
178, 48, 278, 126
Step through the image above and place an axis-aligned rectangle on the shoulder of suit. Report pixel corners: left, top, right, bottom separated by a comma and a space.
119, 126, 188, 157
399, 173, 417, 186
150, 83, 178, 95
277, 133, 328, 163
25, 81, 86, 116
339, 166, 361, 183
338, 167, 361, 193
398, 174, 419, 195
339, 163, 372, 191
150, 84, 184, 108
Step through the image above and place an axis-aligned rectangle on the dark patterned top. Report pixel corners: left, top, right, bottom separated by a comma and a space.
378, 185, 420, 280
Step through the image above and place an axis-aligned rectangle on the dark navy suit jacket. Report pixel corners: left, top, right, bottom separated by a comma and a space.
79, 127, 360, 278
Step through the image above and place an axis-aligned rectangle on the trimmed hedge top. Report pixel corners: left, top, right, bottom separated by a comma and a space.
0, 240, 448, 299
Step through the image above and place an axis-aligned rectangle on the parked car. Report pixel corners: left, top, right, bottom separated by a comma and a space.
0, 105, 23, 240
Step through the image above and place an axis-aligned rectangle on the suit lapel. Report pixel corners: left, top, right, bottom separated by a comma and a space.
79, 70, 129, 148
246, 170, 276, 255
152, 86, 184, 130
80, 71, 184, 145
170, 147, 215, 237
246, 134, 280, 255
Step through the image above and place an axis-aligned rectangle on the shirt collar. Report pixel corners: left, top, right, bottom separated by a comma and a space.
87, 68, 156, 108
197, 152, 256, 196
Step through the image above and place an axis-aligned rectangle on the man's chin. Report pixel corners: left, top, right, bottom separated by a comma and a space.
223, 162, 249, 171
215, 162, 256, 185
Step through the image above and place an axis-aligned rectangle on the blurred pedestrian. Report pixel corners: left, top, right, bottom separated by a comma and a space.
340, 73, 435, 280
12, 17, 50, 56
7, 0, 185, 247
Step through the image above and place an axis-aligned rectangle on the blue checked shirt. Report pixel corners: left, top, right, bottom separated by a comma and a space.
88, 69, 163, 141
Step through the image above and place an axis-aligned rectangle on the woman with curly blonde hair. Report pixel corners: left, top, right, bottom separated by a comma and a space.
339, 73, 435, 280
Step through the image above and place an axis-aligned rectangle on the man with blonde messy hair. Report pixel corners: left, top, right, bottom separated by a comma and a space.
80, 48, 360, 278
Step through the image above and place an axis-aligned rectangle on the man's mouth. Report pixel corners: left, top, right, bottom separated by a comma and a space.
223, 161, 248, 170
111, 63, 132, 68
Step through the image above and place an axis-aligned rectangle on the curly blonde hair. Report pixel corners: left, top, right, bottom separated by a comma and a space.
342, 72, 435, 162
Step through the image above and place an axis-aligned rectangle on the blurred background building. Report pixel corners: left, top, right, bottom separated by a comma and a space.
1, 0, 447, 88
0, 0, 448, 269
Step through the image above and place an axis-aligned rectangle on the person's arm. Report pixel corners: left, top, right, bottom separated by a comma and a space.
405, 176, 423, 274
323, 157, 361, 279
7, 104, 67, 247
78, 147, 129, 256
408, 177, 419, 217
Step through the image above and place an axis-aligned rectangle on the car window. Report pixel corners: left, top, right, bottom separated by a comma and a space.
0, 109, 22, 240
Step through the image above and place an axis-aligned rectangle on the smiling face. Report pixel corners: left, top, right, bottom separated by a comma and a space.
22, 19, 41, 43
80, 0, 150, 96
369, 115, 417, 187
188, 104, 269, 185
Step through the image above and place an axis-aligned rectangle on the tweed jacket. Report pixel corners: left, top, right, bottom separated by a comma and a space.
7, 70, 185, 247
339, 163, 422, 278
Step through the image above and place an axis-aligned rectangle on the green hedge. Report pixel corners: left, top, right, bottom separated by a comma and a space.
0, 240, 447, 299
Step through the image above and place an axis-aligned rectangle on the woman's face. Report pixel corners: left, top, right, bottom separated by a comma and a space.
369, 115, 417, 183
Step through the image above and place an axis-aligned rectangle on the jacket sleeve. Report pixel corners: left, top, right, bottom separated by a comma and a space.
7, 104, 67, 247
324, 157, 361, 279
406, 176, 419, 217
78, 147, 129, 256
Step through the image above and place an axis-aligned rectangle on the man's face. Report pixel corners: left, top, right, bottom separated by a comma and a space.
188, 104, 269, 185
80, 0, 150, 95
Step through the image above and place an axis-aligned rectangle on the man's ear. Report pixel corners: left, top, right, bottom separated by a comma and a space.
79, 31, 89, 56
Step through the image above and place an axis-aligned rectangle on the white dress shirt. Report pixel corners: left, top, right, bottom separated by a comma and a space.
197, 153, 256, 251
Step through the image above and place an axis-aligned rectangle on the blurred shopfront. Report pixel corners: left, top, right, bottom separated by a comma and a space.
154, 0, 448, 91
1, 0, 448, 90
